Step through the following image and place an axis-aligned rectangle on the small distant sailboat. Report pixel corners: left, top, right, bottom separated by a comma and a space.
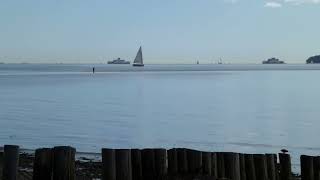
133, 46, 144, 67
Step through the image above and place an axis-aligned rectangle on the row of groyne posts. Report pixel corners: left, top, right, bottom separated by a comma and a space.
1, 145, 320, 180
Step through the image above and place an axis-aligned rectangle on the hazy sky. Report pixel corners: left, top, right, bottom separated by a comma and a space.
0, 0, 319, 64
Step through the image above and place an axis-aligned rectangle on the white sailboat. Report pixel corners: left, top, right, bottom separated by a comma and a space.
133, 46, 144, 67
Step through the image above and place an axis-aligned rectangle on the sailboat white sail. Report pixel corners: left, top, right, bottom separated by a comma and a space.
133, 46, 144, 66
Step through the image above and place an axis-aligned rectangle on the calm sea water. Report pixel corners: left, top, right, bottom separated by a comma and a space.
1, 63, 320, 171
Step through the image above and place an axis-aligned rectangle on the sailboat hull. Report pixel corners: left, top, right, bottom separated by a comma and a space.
133, 64, 144, 67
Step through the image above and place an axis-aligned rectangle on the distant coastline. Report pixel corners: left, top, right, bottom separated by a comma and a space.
1, 54, 320, 65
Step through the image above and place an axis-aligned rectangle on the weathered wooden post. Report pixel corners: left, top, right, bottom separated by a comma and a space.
278, 153, 292, 180
187, 149, 202, 175
224, 152, 240, 180
102, 148, 116, 180
211, 152, 218, 178
244, 154, 256, 180
131, 149, 142, 180
116, 149, 132, 180
2, 145, 19, 180
273, 154, 280, 180
52, 146, 76, 180
313, 156, 320, 180
33, 148, 52, 180
141, 148, 155, 179
253, 154, 268, 180
202, 151, 212, 175
176, 148, 188, 174
300, 155, 314, 180
217, 152, 226, 178
154, 148, 167, 179
239, 153, 246, 180
168, 148, 178, 175
0, 152, 3, 178
266, 154, 276, 180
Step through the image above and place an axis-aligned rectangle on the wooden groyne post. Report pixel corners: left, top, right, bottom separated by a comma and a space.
279, 153, 292, 180
217, 152, 225, 178
187, 149, 202, 175
52, 146, 76, 180
244, 154, 256, 180
273, 154, 279, 180
0, 151, 3, 177
2, 145, 19, 180
131, 149, 142, 180
33, 148, 52, 180
253, 154, 268, 180
266, 153, 276, 180
154, 148, 167, 178
115, 149, 132, 180
102, 148, 116, 180
168, 148, 178, 175
202, 151, 212, 175
176, 148, 188, 174
313, 156, 320, 180
211, 152, 218, 178
301, 155, 314, 180
239, 153, 246, 180
141, 148, 155, 179
224, 152, 240, 180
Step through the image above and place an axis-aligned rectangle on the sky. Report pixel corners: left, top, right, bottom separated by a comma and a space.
0, 0, 319, 64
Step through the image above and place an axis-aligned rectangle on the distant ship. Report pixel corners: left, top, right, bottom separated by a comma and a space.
133, 46, 144, 67
108, 58, 130, 64
262, 57, 285, 64
306, 55, 320, 64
